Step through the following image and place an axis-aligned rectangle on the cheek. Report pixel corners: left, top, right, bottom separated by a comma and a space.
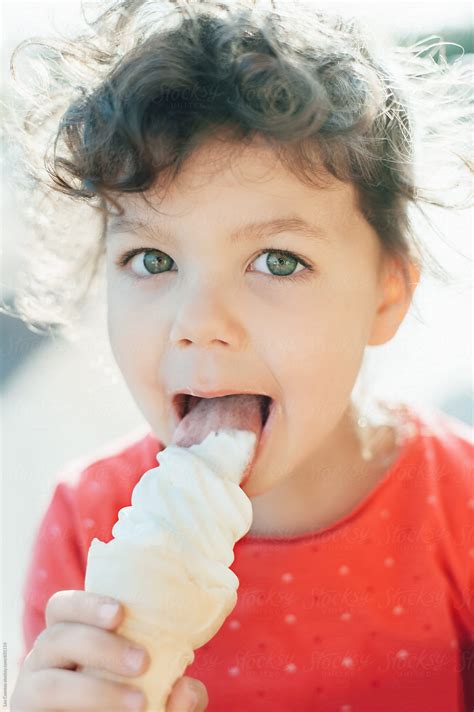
107, 298, 129, 367
106, 290, 152, 380
106, 300, 168, 431
277, 288, 372, 418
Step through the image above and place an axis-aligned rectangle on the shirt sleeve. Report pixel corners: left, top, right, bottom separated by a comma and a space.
459, 530, 474, 709
438, 416, 474, 709
20, 481, 87, 665
458, 540, 474, 710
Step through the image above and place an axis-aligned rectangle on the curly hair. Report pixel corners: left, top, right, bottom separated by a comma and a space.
3, 0, 473, 336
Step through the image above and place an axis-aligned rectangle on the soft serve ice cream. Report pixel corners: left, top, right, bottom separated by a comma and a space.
83, 394, 265, 711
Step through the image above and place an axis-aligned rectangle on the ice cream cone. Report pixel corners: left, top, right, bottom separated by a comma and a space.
83, 538, 240, 710
82, 428, 257, 711
82, 608, 195, 712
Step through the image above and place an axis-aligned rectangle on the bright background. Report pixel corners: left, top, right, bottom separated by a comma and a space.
1, 0, 473, 700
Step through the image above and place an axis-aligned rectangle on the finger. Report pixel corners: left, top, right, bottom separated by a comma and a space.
45, 589, 124, 631
12, 668, 146, 711
166, 676, 209, 712
26, 622, 150, 679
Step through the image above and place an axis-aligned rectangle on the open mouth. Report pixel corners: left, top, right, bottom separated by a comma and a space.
173, 393, 273, 427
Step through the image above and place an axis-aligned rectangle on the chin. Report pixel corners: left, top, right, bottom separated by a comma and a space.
240, 462, 285, 499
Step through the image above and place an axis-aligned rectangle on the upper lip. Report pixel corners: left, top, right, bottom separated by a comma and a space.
171, 388, 272, 421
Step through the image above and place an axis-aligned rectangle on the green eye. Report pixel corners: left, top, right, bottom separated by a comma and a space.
116, 248, 175, 278
255, 250, 303, 277
142, 250, 172, 274
252, 250, 309, 277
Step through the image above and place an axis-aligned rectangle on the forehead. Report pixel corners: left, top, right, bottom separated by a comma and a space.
106, 134, 358, 231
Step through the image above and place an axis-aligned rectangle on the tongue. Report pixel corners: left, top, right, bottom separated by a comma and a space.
171, 394, 265, 448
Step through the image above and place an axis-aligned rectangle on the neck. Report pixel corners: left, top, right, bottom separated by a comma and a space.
247, 402, 398, 538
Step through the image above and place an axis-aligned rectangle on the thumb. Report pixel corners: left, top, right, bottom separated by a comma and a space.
166, 675, 209, 711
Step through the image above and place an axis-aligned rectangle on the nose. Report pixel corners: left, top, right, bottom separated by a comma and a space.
169, 281, 245, 349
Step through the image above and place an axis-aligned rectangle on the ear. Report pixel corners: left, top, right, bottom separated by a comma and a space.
368, 255, 420, 346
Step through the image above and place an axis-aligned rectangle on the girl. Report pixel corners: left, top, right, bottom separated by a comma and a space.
8, 1, 473, 710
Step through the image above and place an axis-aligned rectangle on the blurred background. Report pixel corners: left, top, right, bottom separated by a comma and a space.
1, 0, 473, 698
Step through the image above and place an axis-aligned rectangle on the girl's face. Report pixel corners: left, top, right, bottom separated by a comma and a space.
105, 136, 407, 499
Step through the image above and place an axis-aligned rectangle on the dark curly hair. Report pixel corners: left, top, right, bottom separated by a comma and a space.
3, 0, 473, 336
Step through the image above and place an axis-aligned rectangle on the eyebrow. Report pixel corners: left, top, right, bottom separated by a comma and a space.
106, 214, 328, 244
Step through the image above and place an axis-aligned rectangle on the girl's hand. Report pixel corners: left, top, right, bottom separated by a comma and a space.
10, 589, 209, 711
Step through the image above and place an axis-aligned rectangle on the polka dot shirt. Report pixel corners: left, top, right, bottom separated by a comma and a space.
20, 405, 473, 711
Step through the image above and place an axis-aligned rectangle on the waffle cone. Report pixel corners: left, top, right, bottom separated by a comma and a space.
83, 537, 238, 710
82, 613, 195, 711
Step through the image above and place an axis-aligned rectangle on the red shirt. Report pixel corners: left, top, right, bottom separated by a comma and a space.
20, 404, 474, 711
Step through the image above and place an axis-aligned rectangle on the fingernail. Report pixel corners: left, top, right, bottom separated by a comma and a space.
124, 688, 145, 710
186, 691, 199, 711
174, 687, 199, 712
99, 602, 120, 622
125, 645, 147, 671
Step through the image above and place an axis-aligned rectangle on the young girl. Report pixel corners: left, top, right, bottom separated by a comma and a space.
8, 1, 473, 710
